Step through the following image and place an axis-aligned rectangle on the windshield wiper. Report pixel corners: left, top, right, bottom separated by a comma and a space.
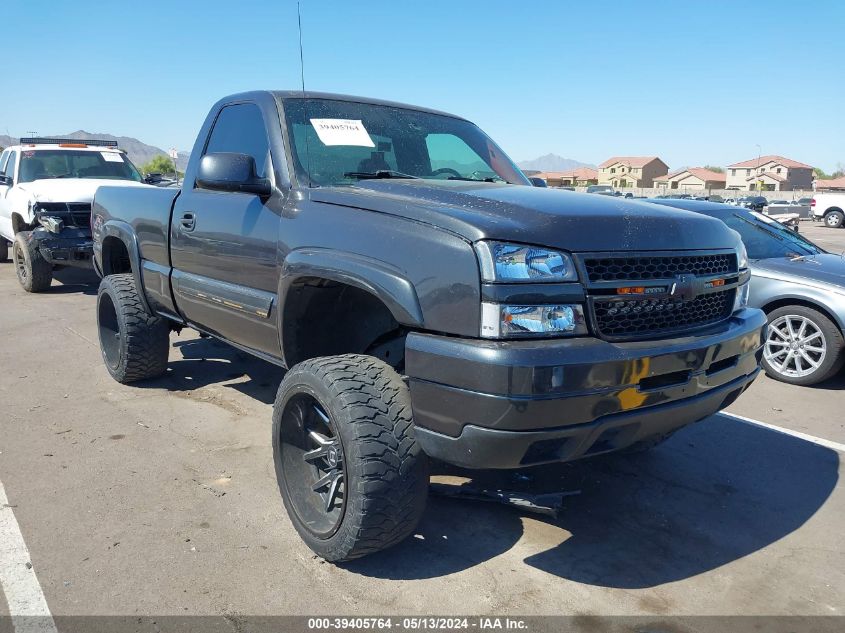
343, 170, 419, 180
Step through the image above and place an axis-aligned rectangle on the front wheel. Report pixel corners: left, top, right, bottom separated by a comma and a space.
824, 210, 844, 228
272, 354, 429, 562
97, 273, 170, 383
13, 232, 52, 292
762, 306, 844, 386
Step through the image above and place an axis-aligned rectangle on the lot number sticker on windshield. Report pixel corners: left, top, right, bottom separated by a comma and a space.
101, 152, 124, 163
310, 119, 374, 147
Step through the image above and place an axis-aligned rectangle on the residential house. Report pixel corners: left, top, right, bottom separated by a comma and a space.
534, 167, 598, 187
653, 167, 727, 191
725, 155, 814, 191
814, 176, 845, 191
597, 157, 668, 188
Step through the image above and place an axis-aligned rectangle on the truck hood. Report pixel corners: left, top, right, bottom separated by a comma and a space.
310, 180, 736, 252
753, 254, 845, 291
17, 179, 150, 203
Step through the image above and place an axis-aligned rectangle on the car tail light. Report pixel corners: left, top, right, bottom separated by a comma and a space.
810, 199, 816, 207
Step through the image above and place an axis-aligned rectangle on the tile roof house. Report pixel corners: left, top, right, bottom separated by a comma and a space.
814, 175, 845, 191
533, 167, 598, 187
653, 168, 727, 191
725, 155, 813, 191
597, 156, 668, 188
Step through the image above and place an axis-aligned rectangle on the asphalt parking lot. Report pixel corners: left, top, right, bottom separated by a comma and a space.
1, 221, 843, 626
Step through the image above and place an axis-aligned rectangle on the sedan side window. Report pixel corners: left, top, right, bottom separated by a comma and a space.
204, 103, 271, 179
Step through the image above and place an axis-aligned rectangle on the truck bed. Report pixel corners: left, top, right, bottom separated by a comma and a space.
93, 185, 179, 269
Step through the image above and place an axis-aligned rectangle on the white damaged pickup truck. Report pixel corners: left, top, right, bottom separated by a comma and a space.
0, 138, 149, 291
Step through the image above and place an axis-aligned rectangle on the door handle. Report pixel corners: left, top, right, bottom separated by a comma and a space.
180, 212, 196, 231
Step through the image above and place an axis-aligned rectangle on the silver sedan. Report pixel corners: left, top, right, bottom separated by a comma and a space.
647, 199, 845, 386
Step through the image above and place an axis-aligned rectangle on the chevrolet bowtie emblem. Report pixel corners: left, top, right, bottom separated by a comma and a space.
670, 274, 697, 301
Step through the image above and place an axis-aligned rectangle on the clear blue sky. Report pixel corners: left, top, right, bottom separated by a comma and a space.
3, 0, 842, 171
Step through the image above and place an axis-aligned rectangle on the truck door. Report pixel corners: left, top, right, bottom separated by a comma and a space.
0, 150, 17, 241
170, 102, 283, 358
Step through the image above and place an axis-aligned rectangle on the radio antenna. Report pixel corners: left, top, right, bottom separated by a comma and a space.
297, 1, 313, 187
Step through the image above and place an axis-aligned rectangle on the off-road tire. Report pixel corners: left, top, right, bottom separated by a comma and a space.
761, 305, 844, 386
13, 232, 52, 292
273, 354, 429, 562
824, 210, 844, 228
0, 239, 8, 262
96, 273, 170, 383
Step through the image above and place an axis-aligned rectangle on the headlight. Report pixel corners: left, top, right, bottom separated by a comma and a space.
733, 282, 750, 312
481, 303, 587, 338
737, 242, 748, 269
475, 241, 577, 282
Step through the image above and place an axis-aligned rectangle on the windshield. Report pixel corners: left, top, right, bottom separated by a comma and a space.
19, 149, 143, 183
283, 98, 529, 187
717, 210, 825, 259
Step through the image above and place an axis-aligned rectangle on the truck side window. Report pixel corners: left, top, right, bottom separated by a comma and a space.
3, 151, 17, 181
0, 149, 9, 174
204, 103, 270, 179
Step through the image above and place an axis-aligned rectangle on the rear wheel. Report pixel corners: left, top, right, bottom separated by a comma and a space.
97, 273, 170, 383
824, 210, 844, 228
13, 232, 52, 292
273, 354, 429, 562
762, 306, 844, 385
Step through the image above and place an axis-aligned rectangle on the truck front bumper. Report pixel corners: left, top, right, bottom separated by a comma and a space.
31, 226, 93, 269
406, 308, 767, 469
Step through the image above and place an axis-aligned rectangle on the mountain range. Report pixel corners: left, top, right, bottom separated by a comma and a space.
517, 153, 595, 172
0, 131, 190, 172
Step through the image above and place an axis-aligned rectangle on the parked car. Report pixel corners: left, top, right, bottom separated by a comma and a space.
768, 199, 789, 206
647, 198, 845, 385
585, 184, 614, 195
811, 193, 845, 228
738, 196, 768, 211
0, 138, 148, 291
91, 90, 764, 561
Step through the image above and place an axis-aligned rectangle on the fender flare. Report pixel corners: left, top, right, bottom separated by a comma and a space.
278, 248, 425, 361
96, 219, 153, 315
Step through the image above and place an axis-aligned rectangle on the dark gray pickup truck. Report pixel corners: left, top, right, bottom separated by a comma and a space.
92, 90, 766, 561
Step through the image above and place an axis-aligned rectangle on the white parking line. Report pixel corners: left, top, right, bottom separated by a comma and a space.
723, 411, 845, 453
0, 479, 57, 633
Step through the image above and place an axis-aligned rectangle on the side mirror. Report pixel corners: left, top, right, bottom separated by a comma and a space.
0, 174, 12, 187
196, 152, 272, 196
528, 177, 547, 188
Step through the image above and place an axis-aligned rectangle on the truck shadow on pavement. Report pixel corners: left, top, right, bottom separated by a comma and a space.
131, 336, 839, 588
140, 337, 284, 405
346, 415, 839, 588
49, 267, 100, 295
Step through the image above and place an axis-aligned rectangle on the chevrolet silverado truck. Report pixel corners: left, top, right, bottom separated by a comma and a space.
91, 91, 766, 562
0, 138, 148, 291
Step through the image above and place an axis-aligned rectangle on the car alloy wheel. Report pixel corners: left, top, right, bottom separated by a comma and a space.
764, 314, 826, 379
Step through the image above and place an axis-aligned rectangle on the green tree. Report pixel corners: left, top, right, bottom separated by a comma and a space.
703, 165, 724, 173
814, 167, 829, 179
140, 154, 178, 176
